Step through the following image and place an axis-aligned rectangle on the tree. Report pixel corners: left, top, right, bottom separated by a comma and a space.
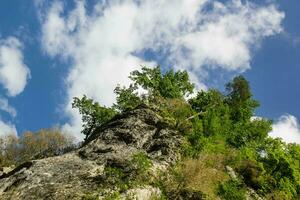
72, 95, 117, 140
70, 66, 300, 198
228, 119, 272, 147
189, 89, 231, 137
0, 134, 19, 166
226, 75, 259, 122
73, 67, 194, 140
113, 84, 142, 112
0, 129, 74, 167
129, 66, 194, 99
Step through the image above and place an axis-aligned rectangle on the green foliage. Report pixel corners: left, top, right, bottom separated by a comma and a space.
155, 163, 187, 199
232, 138, 300, 198
128, 152, 154, 187
228, 119, 272, 147
112, 66, 195, 118
101, 154, 153, 196
237, 160, 264, 190
129, 66, 194, 99
189, 89, 224, 113
101, 166, 133, 194
71, 66, 300, 198
218, 180, 247, 200
258, 139, 300, 197
103, 166, 126, 185
184, 89, 232, 157
113, 84, 142, 112
189, 89, 231, 137
72, 95, 117, 140
131, 152, 152, 172
225, 75, 259, 122
155, 97, 195, 133
182, 132, 206, 158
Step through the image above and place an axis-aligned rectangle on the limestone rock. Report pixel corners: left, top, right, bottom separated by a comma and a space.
122, 186, 161, 200
225, 165, 238, 180
0, 106, 182, 200
246, 188, 264, 200
0, 166, 15, 177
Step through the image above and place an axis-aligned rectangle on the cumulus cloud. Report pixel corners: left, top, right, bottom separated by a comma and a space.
0, 37, 31, 96
270, 114, 300, 144
0, 97, 17, 118
173, 1, 284, 72
0, 119, 17, 137
39, 0, 284, 139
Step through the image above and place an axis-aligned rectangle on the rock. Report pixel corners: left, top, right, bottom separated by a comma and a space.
246, 188, 264, 200
0, 106, 182, 200
225, 165, 238, 180
0, 166, 15, 177
122, 186, 161, 200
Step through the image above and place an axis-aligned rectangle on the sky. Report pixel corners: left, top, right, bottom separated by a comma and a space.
0, 0, 299, 143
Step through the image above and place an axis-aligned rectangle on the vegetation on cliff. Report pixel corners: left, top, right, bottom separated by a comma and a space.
73, 66, 300, 199
0, 66, 299, 199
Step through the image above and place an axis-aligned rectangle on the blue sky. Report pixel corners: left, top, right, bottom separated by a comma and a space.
0, 0, 299, 143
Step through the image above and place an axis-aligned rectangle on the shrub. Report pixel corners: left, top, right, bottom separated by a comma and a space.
182, 156, 229, 198
218, 180, 246, 200
237, 160, 263, 190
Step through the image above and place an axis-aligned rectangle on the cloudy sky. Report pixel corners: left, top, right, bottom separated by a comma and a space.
0, 0, 299, 143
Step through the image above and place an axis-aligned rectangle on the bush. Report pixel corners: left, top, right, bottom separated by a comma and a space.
218, 180, 246, 200
237, 160, 263, 190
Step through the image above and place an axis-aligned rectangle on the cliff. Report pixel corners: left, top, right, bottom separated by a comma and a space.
0, 106, 182, 200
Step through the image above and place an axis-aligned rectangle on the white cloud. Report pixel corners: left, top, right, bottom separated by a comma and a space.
0, 97, 17, 118
0, 119, 17, 137
0, 37, 31, 96
39, 0, 284, 140
174, 2, 284, 72
270, 114, 300, 144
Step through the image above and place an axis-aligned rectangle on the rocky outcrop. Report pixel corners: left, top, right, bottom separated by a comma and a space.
0, 106, 182, 200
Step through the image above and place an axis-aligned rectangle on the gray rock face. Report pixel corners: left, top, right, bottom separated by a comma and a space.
0, 106, 182, 200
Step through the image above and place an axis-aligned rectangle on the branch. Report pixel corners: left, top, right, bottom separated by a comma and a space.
185, 111, 204, 121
